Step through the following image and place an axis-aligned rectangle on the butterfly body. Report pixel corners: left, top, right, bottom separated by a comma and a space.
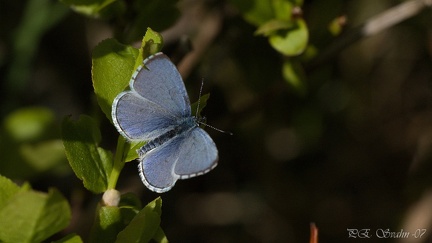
138, 116, 197, 156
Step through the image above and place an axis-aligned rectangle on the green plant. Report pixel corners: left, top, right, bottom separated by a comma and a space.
0, 28, 168, 243
61, 28, 168, 242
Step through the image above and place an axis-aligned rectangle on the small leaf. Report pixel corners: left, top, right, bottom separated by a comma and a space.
255, 19, 293, 36
4, 107, 55, 142
134, 27, 164, 71
153, 227, 168, 243
271, 0, 294, 21
328, 16, 347, 36
1, 107, 66, 178
115, 197, 163, 243
92, 38, 139, 122
282, 60, 306, 94
119, 192, 142, 209
52, 233, 83, 243
59, 0, 125, 19
90, 199, 141, 243
89, 206, 123, 243
0, 175, 22, 208
269, 18, 308, 56
61, 115, 113, 193
229, 0, 273, 26
0, 188, 71, 243
124, 141, 146, 162
191, 93, 210, 117
142, 28, 164, 57
20, 139, 66, 172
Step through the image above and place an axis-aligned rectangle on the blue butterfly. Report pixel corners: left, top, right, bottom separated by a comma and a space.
112, 52, 218, 193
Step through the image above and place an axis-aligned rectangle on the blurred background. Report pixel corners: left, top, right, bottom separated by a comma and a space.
1, 0, 432, 242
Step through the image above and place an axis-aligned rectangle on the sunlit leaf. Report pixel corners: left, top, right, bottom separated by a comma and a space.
229, 0, 273, 26
52, 233, 83, 243
269, 19, 308, 56
92, 38, 139, 122
255, 19, 293, 36
0, 187, 71, 243
282, 60, 306, 94
4, 107, 55, 142
115, 197, 163, 243
61, 115, 113, 193
59, 0, 125, 19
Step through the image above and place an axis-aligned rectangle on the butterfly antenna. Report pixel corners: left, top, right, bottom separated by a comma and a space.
196, 78, 233, 136
195, 78, 204, 118
198, 120, 234, 135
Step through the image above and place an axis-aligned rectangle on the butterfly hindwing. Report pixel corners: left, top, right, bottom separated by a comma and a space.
138, 134, 184, 193
175, 128, 218, 177
138, 127, 218, 193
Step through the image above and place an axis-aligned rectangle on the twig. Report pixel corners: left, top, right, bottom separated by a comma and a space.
307, 0, 432, 71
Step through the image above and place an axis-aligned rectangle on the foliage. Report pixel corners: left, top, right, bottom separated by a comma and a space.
61, 28, 167, 241
0, 175, 71, 242
1, 0, 431, 242
1, 21, 169, 241
230, 0, 309, 92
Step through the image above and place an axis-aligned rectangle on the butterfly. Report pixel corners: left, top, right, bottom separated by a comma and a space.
112, 52, 218, 193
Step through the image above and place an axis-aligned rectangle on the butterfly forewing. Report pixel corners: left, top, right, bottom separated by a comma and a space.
112, 92, 178, 141
131, 53, 191, 117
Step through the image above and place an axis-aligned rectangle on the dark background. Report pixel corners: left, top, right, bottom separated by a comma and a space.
1, 0, 432, 242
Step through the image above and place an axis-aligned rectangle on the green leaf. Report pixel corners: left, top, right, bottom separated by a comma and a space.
142, 28, 164, 58
59, 0, 125, 19
282, 60, 306, 94
328, 16, 346, 36
153, 227, 168, 243
0, 188, 71, 243
20, 139, 66, 172
92, 31, 163, 123
119, 192, 142, 209
52, 233, 83, 243
4, 107, 55, 142
0, 175, 22, 208
269, 18, 308, 56
90, 206, 123, 243
108, 29, 163, 163
61, 115, 113, 193
115, 197, 163, 243
92, 38, 139, 122
1, 107, 67, 179
134, 28, 164, 71
90, 196, 142, 243
229, 0, 273, 26
124, 141, 146, 163
230, 0, 309, 56
191, 93, 210, 117
255, 19, 293, 36
271, 0, 295, 21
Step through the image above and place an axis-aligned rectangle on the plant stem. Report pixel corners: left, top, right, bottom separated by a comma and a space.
108, 135, 128, 189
